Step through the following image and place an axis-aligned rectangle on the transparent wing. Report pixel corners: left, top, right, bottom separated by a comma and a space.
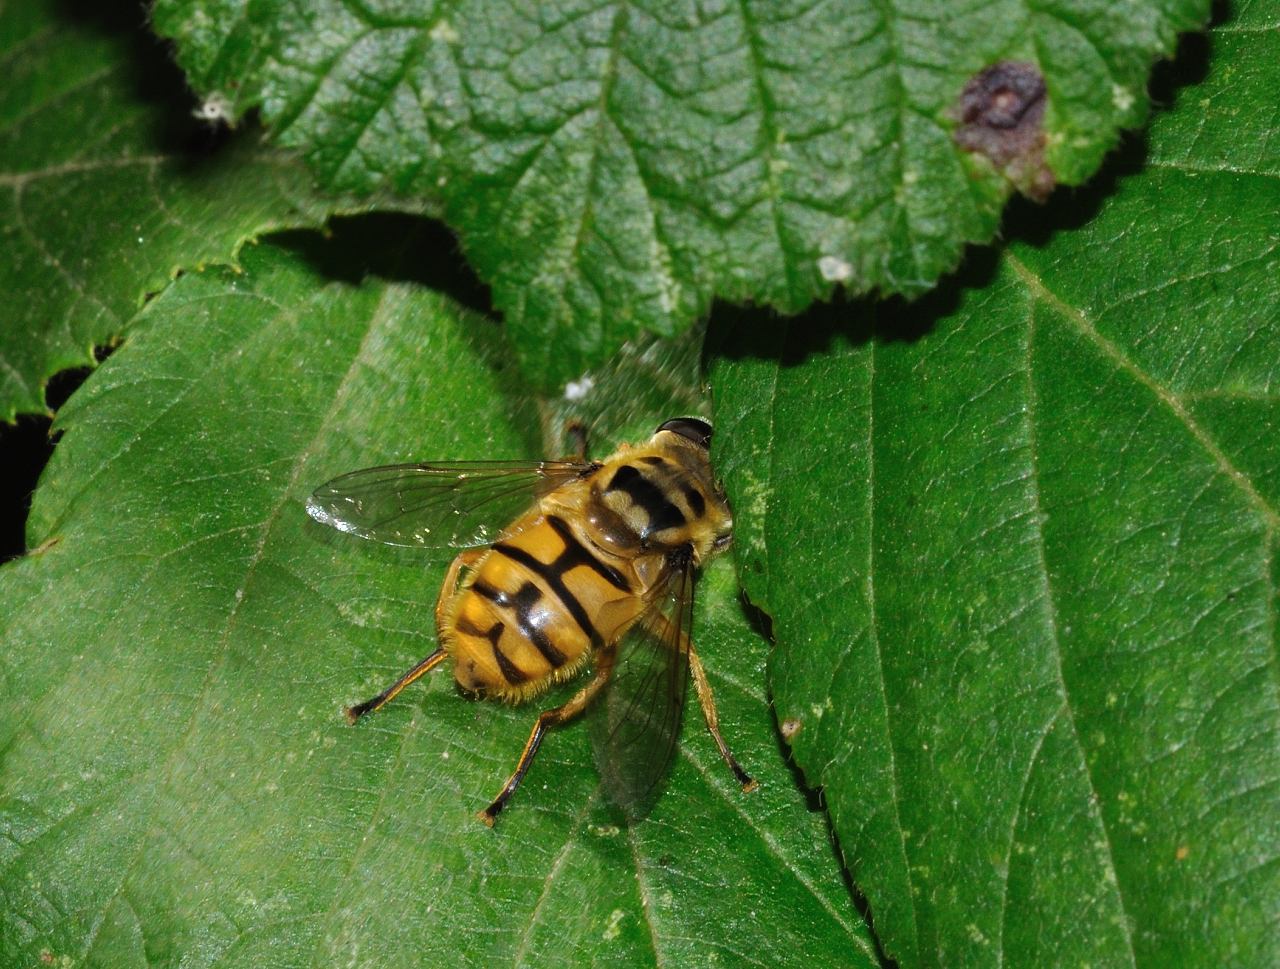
305, 459, 590, 549
589, 549, 695, 822
539, 324, 708, 459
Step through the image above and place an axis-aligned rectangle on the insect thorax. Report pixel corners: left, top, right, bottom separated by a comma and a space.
581, 441, 731, 565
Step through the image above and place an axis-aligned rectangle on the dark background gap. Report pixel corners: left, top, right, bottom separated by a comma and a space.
1, 359, 102, 561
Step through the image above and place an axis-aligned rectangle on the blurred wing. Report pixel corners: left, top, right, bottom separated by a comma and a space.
305, 459, 589, 549
589, 549, 695, 821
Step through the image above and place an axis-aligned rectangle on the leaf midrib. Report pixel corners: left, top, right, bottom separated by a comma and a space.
859, 334, 920, 964
1008, 300, 1138, 967
1007, 252, 1279, 531
735, 0, 795, 298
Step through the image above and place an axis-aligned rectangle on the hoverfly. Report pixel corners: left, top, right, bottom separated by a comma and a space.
307, 417, 757, 824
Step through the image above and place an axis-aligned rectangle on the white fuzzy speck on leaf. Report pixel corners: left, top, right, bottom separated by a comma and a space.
817, 254, 854, 282
192, 91, 234, 125
564, 375, 595, 401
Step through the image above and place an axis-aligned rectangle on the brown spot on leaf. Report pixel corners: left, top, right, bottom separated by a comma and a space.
1175, 844, 1190, 861
29, 535, 62, 556
954, 61, 1055, 201
780, 717, 802, 742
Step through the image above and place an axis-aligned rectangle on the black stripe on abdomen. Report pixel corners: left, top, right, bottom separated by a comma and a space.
606, 464, 686, 536
455, 616, 527, 686
489, 630, 528, 685
511, 581, 568, 667
471, 578, 569, 667
545, 516, 630, 591
471, 580, 507, 605
491, 542, 603, 648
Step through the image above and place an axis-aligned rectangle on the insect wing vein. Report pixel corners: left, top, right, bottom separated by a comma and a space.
589, 552, 694, 820
306, 460, 588, 548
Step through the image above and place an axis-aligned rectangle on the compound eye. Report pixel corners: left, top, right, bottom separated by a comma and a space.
656, 417, 712, 449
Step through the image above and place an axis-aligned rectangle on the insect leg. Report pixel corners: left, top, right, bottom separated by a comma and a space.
345, 550, 483, 725
687, 648, 757, 792
479, 646, 617, 826
345, 647, 448, 724
644, 614, 757, 792
434, 548, 485, 632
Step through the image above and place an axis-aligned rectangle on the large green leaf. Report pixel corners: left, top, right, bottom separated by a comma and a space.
712, 7, 1278, 967
0, 2, 358, 421
0, 228, 871, 968
151, 0, 1210, 389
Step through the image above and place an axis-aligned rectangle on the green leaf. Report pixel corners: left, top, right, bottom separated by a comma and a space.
712, 8, 1279, 967
0, 228, 872, 968
151, 0, 1210, 389
0, 3, 356, 420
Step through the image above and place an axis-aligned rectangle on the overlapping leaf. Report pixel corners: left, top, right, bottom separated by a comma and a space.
0, 230, 871, 968
0, 3, 360, 420
152, 0, 1209, 389
712, 8, 1279, 966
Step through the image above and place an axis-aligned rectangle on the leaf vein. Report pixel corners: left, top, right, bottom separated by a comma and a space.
1009, 253, 1279, 532
1022, 300, 1139, 967
71, 280, 402, 967
860, 334, 922, 961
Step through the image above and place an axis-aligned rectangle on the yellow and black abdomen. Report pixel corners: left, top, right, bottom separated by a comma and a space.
444, 514, 637, 701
